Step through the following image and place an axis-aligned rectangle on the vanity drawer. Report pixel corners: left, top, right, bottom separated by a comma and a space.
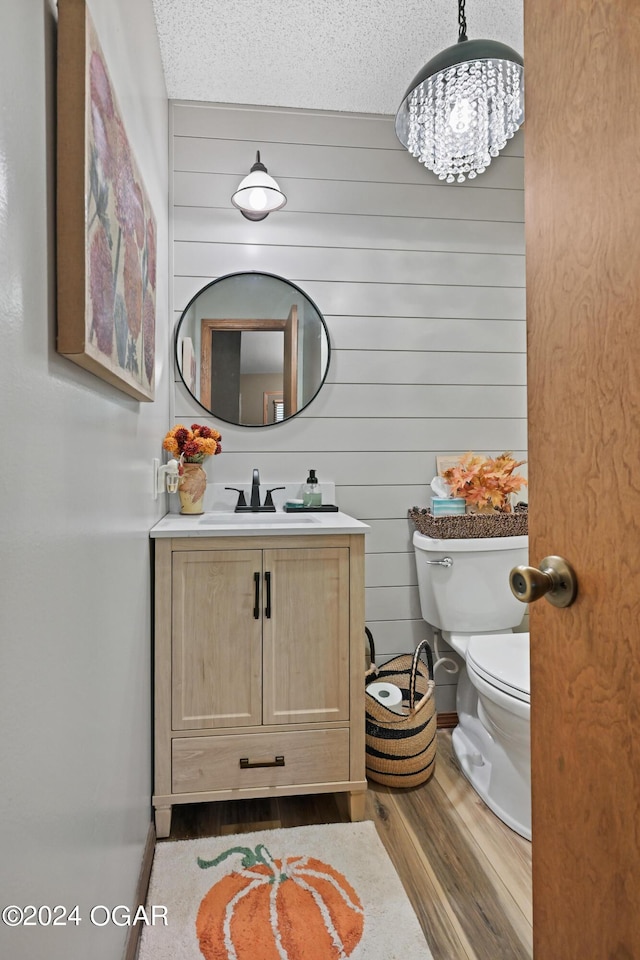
172, 728, 349, 794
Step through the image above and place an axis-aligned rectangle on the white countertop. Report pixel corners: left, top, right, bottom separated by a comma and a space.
150, 510, 370, 538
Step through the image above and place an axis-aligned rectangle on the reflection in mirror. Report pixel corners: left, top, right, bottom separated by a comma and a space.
175, 272, 331, 427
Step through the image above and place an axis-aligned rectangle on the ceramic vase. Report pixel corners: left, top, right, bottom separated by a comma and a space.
178, 460, 207, 515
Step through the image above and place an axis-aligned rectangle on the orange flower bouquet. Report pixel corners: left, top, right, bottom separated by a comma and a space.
442, 452, 527, 514
163, 423, 222, 464
162, 423, 222, 515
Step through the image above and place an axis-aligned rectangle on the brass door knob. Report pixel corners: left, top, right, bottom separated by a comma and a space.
509, 556, 578, 608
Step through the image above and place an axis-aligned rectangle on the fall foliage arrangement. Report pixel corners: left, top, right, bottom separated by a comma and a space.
442, 452, 527, 514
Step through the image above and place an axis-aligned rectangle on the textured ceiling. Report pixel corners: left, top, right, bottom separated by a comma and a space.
151, 0, 523, 115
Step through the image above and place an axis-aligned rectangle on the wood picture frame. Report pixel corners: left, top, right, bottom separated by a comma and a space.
56, 0, 156, 401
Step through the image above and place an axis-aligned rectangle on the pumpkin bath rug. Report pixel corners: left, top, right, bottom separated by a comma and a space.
138, 821, 431, 960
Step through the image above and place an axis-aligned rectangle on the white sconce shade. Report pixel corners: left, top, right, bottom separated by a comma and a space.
231, 151, 287, 221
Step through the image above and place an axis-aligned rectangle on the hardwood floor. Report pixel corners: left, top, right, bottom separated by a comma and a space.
164, 731, 532, 959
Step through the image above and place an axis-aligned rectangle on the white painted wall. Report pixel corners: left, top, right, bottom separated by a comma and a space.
0, 2, 168, 958
169, 102, 527, 712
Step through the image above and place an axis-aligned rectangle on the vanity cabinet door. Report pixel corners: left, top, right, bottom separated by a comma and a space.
262, 547, 350, 725
172, 550, 263, 730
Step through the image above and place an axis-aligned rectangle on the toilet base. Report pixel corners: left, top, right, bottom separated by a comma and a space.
452, 668, 531, 841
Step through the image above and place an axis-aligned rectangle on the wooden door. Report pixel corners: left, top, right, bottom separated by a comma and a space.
172, 550, 263, 729
524, 1, 640, 955
262, 547, 350, 725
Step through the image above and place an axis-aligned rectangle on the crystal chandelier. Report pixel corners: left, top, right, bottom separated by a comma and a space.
395, 0, 524, 183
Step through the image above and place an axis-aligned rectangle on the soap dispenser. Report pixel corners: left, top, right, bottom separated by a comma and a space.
302, 469, 322, 507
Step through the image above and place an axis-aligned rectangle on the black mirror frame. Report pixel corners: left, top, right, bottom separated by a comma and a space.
174, 271, 332, 428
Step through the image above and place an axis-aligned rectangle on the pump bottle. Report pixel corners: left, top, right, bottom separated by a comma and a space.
302, 469, 322, 507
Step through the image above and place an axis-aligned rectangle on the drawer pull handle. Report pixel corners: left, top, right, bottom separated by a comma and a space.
239, 755, 285, 769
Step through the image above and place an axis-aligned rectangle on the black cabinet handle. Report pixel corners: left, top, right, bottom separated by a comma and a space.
253, 572, 260, 619
239, 755, 285, 769
264, 571, 271, 619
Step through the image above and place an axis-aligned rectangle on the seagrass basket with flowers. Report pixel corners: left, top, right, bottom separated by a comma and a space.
409, 452, 528, 539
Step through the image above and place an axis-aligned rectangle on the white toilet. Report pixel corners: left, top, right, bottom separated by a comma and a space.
413, 531, 532, 840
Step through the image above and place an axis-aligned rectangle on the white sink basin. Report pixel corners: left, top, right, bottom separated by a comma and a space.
199, 512, 321, 525
150, 509, 370, 538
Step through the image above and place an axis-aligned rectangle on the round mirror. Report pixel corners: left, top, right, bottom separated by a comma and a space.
175, 272, 331, 427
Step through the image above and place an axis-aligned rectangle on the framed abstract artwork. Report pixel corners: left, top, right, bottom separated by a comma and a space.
56, 0, 156, 401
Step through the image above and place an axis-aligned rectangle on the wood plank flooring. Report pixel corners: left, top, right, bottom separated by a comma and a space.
163, 731, 532, 959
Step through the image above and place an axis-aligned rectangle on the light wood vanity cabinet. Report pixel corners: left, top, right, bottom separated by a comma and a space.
153, 533, 367, 837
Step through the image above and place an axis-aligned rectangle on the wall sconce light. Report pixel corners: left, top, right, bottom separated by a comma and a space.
231, 151, 287, 221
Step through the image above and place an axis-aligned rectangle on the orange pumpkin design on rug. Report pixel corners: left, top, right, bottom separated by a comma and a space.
196, 842, 364, 960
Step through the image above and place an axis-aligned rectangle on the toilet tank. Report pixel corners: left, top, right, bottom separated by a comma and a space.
413, 532, 528, 633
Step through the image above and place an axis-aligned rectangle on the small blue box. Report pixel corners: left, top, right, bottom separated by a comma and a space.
430, 497, 466, 516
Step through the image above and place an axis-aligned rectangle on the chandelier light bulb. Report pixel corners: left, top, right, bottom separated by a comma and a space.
448, 98, 473, 133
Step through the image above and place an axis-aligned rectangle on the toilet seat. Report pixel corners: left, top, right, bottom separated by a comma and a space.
466, 633, 530, 704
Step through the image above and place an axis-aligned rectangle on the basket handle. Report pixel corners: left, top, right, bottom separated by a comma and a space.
365, 626, 375, 662
409, 639, 435, 709
364, 626, 378, 681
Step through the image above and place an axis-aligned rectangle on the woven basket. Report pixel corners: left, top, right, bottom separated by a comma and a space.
408, 503, 528, 540
364, 629, 437, 788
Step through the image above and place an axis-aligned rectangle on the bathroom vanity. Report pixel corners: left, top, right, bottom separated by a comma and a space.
150, 510, 369, 837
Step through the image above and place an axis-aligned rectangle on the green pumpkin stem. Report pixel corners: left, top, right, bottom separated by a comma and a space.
197, 843, 275, 872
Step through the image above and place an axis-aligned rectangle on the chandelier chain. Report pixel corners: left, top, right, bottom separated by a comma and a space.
458, 0, 468, 42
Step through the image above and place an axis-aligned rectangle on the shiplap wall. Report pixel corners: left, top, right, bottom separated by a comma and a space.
170, 101, 526, 712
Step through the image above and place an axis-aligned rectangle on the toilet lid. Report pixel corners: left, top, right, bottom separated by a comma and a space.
466, 633, 530, 703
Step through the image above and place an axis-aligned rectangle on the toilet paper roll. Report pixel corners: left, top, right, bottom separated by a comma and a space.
366, 681, 404, 714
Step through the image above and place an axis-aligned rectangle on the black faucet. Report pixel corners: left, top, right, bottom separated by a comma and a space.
250, 468, 261, 509
225, 470, 285, 512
